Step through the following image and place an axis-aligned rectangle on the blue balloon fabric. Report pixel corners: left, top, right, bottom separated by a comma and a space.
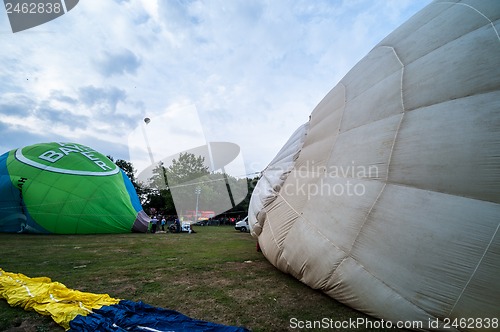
1, 268, 249, 331
69, 300, 249, 332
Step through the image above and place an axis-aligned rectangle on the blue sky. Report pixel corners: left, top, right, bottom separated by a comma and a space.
0, 0, 432, 176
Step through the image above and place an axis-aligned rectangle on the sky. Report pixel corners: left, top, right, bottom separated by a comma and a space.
0, 0, 432, 178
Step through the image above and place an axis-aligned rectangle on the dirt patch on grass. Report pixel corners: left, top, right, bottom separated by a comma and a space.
3, 320, 36, 332
2, 317, 60, 332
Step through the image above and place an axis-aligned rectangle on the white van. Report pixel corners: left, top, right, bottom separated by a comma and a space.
234, 216, 249, 232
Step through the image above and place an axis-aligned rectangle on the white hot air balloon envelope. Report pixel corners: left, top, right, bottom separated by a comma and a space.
249, 1, 500, 330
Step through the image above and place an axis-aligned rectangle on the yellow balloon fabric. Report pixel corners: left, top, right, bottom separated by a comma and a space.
0, 268, 120, 330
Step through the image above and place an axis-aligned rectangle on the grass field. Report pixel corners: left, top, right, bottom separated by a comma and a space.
0, 226, 404, 331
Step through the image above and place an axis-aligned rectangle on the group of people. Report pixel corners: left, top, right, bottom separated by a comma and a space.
149, 216, 192, 234
149, 216, 168, 233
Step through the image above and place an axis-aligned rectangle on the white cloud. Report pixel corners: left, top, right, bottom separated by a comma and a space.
0, 0, 432, 175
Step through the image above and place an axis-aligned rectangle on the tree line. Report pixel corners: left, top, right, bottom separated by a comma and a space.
108, 153, 259, 220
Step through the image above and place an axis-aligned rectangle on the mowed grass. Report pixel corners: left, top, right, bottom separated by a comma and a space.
0, 226, 404, 331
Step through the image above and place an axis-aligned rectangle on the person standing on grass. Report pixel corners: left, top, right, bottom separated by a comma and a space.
161, 217, 166, 231
151, 215, 158, 233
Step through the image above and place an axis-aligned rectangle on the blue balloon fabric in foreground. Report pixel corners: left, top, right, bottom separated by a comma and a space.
69, 300, 249, 332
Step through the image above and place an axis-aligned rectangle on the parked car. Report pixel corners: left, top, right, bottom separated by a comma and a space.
234, 216, 249, 232
193, 219, 206, 226
193, 218, 220, 226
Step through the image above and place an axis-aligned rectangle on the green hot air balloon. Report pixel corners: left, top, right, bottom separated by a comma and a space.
0, 142, 149, 234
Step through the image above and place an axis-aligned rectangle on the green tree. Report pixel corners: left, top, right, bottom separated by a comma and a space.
144, 161, 176, 215
145, 153, 209, 217
146, 152, 253, 219
149, 161, 168, 190
165, 153, 209, 184
162, 153, 210, 218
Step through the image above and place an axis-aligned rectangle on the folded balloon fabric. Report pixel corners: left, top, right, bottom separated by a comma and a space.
0, 268, 249, 332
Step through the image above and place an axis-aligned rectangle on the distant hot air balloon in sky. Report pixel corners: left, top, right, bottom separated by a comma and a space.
249, 0, 500, 330
0, 142, 149, 234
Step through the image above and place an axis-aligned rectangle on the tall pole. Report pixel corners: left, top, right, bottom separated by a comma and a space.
195, 186, 201, 222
